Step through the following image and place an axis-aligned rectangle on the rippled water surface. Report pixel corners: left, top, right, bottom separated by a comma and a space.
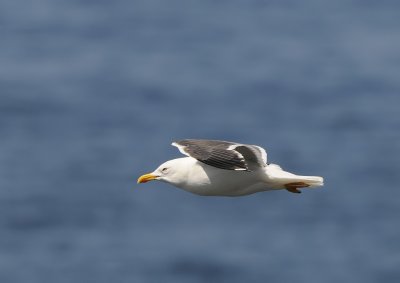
1, 1, 400, 282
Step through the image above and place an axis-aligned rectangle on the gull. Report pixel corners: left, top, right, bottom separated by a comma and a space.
137, 139, 324, 196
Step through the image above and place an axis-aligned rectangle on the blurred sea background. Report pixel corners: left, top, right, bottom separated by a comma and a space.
1, 0, 400, 282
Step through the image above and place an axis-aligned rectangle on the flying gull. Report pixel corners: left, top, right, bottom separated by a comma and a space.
137, 139, 324, 196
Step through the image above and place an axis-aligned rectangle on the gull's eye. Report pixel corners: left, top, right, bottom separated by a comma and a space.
161, 167, 168, 173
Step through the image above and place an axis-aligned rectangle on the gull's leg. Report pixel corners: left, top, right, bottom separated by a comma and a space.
285, 182, 310, 194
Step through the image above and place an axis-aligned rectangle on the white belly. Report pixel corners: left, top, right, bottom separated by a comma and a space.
174, 159, 272, 196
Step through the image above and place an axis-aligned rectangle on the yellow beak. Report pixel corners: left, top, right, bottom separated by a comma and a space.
137, 173, 158, 184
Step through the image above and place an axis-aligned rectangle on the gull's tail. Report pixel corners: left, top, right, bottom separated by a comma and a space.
265, 164, 324, 193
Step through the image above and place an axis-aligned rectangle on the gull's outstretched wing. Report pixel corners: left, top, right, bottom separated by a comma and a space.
172, 139, 267, 171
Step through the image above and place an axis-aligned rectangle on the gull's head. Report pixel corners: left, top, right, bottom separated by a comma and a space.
137, 158, 188, 185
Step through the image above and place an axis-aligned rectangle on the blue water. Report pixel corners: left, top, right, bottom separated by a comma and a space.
1, 1, 400, 282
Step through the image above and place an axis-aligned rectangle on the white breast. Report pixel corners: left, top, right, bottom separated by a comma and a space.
169, 157, 269, 196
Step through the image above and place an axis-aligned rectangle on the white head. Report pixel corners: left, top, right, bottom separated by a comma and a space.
137, 158, 189, 186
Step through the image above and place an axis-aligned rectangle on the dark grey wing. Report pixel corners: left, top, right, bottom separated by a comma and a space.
172, 139, 247, 170
172, 139, 267, 171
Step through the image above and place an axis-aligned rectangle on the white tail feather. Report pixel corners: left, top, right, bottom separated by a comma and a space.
295, 176, 324, 187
